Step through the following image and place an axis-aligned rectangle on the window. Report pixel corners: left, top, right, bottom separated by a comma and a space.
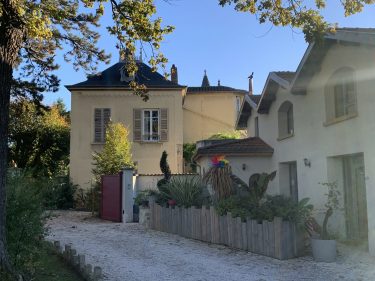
236, 96, 241, 112
94, 108, 111, 143
142, 109, 160, 141
278, 101, 294, 139
133, 108, 168, 142
325, 67, 357, 123
254, 116, 259, 137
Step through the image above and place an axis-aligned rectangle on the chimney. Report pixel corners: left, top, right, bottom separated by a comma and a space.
171, 64, 178, 84
248, 72, 254, 95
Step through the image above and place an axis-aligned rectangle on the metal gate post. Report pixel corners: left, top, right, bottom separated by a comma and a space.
122, 168, 134, 223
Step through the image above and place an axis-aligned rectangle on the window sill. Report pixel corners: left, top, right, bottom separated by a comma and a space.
91, 142, 105, 145
323, 113, 358, 127
277, 133, 294, 141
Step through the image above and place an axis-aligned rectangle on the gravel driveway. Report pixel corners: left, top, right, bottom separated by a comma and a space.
46, 211, 375, 281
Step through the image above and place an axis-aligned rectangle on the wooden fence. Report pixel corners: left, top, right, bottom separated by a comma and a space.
149, 202, 304, 260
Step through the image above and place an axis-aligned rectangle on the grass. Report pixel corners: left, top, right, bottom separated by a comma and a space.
32, 242, 83, 281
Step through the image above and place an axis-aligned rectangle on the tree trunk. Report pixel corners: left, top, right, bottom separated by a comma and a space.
0, 0, 25, 273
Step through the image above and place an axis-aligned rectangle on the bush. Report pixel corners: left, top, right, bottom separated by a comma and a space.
38, 176, 77, 210
157, 176, 209, 208
6, 173, 47, 273
134, 190, 151, 207
215, 194, 313, 224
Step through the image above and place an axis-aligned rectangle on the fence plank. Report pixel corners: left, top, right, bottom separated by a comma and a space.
235, 217, 242, 249
241, 222, 247, 251
246, 218, 253, 252
201, 208, 208, 242
268, 220, 275, 258
149, 205, 299, 260
219, 215, 227, 245
274, 217, 283, 259
263, 221, 269, 256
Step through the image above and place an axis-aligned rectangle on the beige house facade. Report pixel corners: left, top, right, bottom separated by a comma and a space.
67, 62, 246, 189
183, 72, 246, 143
232, 28, 375, 255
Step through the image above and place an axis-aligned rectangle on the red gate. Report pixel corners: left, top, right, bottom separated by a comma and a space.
101, 173, 122, 222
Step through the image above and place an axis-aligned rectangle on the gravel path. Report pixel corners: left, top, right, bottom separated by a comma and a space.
46, 211, 375, 281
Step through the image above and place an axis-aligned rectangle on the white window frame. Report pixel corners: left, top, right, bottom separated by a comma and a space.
142, 109, 160, 142
236, 96, 241, 112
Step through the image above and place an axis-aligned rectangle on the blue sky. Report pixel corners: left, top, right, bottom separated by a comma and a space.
43, 0, 375, 109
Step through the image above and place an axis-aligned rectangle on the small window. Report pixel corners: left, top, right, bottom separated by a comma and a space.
278, 101, 294, 139
325, 67, 357, 123
254, 116, 259, 137
142, 109, 160, 141
94, 108, 111, 143
236, 96, 241, 112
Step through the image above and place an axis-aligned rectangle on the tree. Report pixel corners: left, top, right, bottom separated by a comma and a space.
208, 130, 246, 140
8, 99, 70, 177
0, 0, 173, 274
218, 0, 375, 42
92, 122, 133, 181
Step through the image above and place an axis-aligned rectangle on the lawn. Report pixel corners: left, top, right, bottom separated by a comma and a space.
0, 242, 83, 281
33, 242, 83, 281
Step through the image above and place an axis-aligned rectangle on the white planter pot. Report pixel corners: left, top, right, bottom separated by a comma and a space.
311, 238, 337, 262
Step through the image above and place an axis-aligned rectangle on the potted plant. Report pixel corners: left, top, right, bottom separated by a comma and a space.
310, 182, 341, 262
135, 191, 151, 227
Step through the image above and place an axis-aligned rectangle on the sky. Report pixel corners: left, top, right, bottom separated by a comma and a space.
42, 0, 375, 109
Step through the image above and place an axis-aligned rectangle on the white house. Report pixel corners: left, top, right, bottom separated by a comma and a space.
196, 28, 375, 255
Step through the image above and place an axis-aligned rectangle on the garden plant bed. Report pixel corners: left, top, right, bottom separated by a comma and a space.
149, 202, 304, 260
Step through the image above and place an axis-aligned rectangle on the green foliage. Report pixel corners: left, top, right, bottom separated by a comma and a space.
183, 143, 197, 172
319, 181, 342, 239
232, 171, 276, 205
134, 190, 151, 207
208, 130, 246, 140
217, 0, 374, 42
38, 176, 77, 210
8, 99, 70, 177
215, 194, 313, 224
92, 122, 133, 182
156, 176, 208, 208
157, 151, 171, 188
6, 173, 47, 273
203, 164, 233, 201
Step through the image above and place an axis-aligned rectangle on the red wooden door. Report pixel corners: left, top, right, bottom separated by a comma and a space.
101, 173, 122, 222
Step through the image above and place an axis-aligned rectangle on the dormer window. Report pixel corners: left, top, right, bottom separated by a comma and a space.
120, 65, 134, 82
325, 67, 357, 124
278, 101, 294, 139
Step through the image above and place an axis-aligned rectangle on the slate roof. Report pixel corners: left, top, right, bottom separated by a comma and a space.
66, 61, 186, 90
274, 71, 295, 83
193, 137, 274, 160
248, 95, 262, 105
187, 86, 247, 94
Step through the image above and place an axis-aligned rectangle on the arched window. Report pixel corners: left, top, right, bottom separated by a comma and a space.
325, 67, 357, 123
278, 101, 294, 138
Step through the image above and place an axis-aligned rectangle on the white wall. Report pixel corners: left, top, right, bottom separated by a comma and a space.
247, 43, 375, 253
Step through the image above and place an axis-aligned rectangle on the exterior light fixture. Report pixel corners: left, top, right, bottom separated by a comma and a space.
304, 158, 311, 167
242, 163, 247, 171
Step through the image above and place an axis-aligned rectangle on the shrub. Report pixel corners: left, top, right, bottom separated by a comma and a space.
215, 194, 313, 224
157, 151, 171, 188
158, 176, 208, 208
134, 190, 151, 207
6, 173, 47, 273
92, 122, 133, 182
37, 176, 77, 210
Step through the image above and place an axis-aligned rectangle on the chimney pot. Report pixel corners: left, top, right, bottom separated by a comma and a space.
248, 72, 254, 95
171, 64, 178, 84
